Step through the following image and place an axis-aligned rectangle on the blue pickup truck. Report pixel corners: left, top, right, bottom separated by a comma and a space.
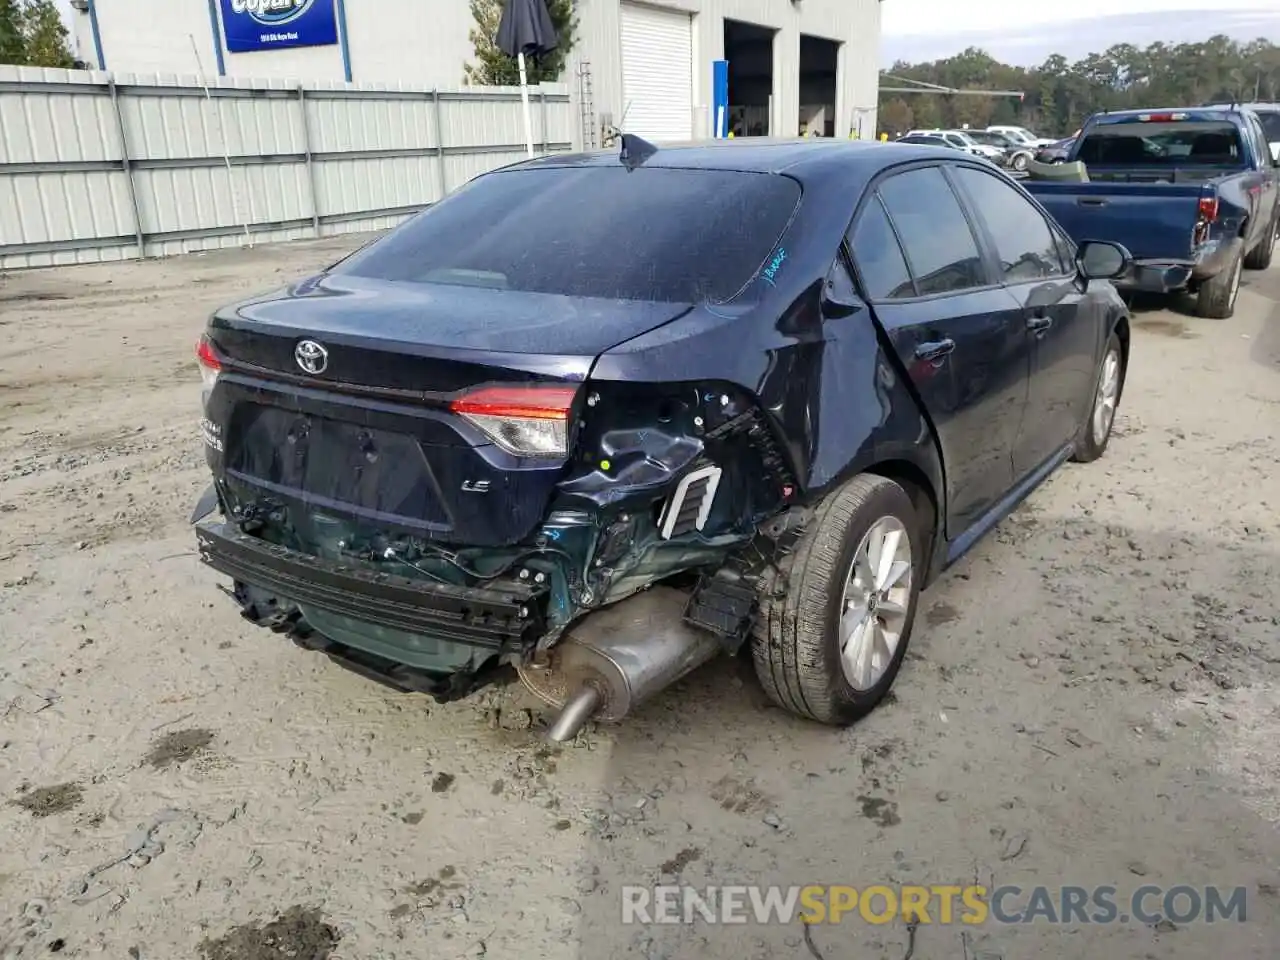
1023, 107, 1280, 318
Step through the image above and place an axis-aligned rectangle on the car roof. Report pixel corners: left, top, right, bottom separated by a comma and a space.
1202, 102, 1280, 114
506, 138, 955, 182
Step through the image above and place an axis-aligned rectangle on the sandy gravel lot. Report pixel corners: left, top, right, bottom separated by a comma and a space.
1, 238, 1278, 960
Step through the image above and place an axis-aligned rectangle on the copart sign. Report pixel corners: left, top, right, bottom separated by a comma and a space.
219, 0, 339, 53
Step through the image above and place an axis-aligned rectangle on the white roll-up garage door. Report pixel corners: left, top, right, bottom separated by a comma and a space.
620, 3, 694, 143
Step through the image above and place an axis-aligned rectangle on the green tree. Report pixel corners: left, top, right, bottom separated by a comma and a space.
0, 0, 74, 67
0, 0, 26, 64
463, 0, 577, 86
879, 35, 1280, 138
19, 0, 73, 68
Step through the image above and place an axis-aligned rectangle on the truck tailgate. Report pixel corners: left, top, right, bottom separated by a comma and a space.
1028, 182, 1204, 262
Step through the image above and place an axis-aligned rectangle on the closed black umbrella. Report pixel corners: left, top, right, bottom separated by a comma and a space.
496, 0, 558, 62
496, 0, 559, 158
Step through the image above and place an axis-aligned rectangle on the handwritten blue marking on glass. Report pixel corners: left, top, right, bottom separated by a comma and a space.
762, 247, 788, 287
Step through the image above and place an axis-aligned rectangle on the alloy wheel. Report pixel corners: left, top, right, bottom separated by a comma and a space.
839, 517, 913, 691
1092, 347, 1121, 445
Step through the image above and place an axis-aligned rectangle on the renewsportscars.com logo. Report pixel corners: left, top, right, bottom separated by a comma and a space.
229, 0, 315, 26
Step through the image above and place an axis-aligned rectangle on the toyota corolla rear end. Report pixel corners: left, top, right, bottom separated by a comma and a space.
191, 152, 803, 710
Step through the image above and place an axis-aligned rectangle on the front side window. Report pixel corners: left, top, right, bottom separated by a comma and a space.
333, 166, 801, 304
877, 167, 987, 296
952, 167, 1067, 283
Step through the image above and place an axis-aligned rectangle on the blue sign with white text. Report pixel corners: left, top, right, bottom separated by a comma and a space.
219, 0, 338, 53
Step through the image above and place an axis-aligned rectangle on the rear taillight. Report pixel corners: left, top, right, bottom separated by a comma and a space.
196, 334, 221, 401
450, 384, 578, 458
1198, 196, 1219, 222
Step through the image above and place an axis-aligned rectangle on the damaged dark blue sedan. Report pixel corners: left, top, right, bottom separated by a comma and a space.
192, 136, 1133, 740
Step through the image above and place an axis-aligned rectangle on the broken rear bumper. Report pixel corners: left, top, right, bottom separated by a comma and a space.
194, 518, 546, 651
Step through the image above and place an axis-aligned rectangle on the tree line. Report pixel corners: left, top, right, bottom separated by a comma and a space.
879, 36, 1280, 138
1, 0, 74, 68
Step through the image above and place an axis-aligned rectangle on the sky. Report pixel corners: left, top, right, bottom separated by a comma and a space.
881, 0, 1280, 65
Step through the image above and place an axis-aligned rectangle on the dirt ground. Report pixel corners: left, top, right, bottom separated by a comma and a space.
1, 237, 1278, 960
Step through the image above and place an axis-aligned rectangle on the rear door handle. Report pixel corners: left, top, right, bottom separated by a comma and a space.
914, 338, 956, 361
1078, 197, 1107, 207
1027, 315, 1053, 333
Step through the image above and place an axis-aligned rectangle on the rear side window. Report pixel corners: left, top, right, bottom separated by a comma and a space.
952, 167, 1067, 282
848, 195, 914, 299
333, 167, 801, 303
1244, 114, 1270, 164
877, 167, 987, 296
1259, 111, 1280, 143
1077, 121, 1244, 168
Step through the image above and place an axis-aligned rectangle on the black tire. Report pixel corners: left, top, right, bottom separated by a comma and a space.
1071, 331, 1124, 463
1243, 216, 1276, 270
1195, 247, 1242, 319
1012, 153, 1029, 172
751, 474, 923, 726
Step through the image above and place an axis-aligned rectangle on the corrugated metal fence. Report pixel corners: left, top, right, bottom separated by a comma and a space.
0, 66, 575, 270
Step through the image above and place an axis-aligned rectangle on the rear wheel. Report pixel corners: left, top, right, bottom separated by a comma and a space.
1243, 216, 1276, 270
751, 474, 922, 726
1195, 248, 1242, 319
1071, 332, 1123, 463
1011, 152, 1029, 172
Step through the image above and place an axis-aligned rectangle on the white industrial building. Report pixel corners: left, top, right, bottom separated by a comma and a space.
70, 0, 881, 145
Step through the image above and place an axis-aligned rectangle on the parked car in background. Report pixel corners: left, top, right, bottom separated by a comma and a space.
1023, 107, 1280, 319
988, 125, 1058, 148
896, 133, 964, 150
964, 129, 1034, 171
904, 129, 1004, 162
1202, 102, 1280, 162
1035, 136, 1077, 164
191, 137, 1134, 740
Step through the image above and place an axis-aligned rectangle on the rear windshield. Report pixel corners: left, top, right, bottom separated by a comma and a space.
1077, 121, 1244, 167
332, 166, 801, 303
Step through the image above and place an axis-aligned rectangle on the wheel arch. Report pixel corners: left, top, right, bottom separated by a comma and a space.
863, 457, 944, 588
1112, 311, 1131, 396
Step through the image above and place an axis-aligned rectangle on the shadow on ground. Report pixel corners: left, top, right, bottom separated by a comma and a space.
557, 513, 1280, 960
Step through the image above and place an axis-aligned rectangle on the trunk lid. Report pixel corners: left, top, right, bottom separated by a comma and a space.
212, 273, 690, 389
204, 274, 692, 547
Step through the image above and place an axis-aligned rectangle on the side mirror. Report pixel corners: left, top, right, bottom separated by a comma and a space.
1076, 239, 1132, 281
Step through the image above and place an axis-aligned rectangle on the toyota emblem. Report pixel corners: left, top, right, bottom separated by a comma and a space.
294, 339, 328, 375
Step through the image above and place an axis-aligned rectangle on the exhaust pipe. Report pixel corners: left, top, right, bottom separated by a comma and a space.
517, 586, 723, 742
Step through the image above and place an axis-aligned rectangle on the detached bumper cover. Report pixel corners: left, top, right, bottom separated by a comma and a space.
195, 519, 546, 650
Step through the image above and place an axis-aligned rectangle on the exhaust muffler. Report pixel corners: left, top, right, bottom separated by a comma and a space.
517, 586, 722, 742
